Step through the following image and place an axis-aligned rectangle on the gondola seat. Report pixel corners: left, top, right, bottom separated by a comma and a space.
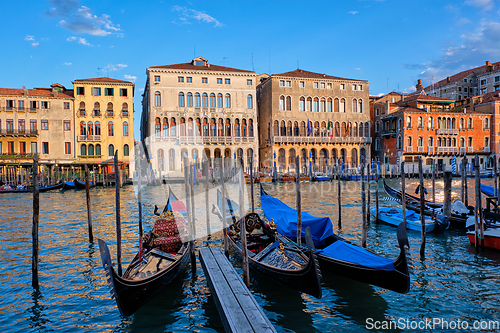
153, 212, 186, 252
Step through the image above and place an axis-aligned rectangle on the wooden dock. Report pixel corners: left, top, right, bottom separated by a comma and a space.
199, 247, 276, 333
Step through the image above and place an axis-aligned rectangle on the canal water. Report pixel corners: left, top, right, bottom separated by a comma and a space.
1, 178, 500, 332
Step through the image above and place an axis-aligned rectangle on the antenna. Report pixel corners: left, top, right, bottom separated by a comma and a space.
194, 46, 196, 58
223, 57, 228, 66
387, 78, 389, 93
97, 67, 103, 77
297, 60, 299, 69
268, 51, 271, 74
251, 52, 254, 72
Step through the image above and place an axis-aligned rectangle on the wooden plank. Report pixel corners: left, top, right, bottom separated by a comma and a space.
200, 247, 276, 333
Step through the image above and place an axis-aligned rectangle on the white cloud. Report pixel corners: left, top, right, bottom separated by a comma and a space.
67, 36, 92, 46
66, 36, 77, 41
47, 0, 122, 37
25, 35, 35, 41
104, 64, 128, 72
348, 11, 359, 15
64, 62, 72, 65
31, 42, 40, 47
465, 0, 495, 11
25, 35, 40, 47
124, 74, 137, 82
172, 6, 224, 27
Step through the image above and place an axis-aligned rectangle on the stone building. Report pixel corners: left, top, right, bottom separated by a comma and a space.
72, 77, 135, 168
141, 57, 258, 178
0, 84, 74, 164
257, 69, 371, 175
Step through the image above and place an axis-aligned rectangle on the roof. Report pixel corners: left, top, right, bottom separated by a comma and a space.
273, 69, 363, 82
0, 87, 74, 98
423, 61, 500, 90
72, 77, 134, 84
150, 62, 255, 73
478, 91, 500, 104
396, 93, 454, 105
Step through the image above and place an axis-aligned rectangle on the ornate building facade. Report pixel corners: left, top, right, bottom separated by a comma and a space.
257, 69, 371, 174
141, 57, 258, 177
72, 77, 135, 166
0, 84, 74, 164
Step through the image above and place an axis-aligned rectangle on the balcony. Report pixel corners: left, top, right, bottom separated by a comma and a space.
93, 110, 101, 117
0, 129, 38, 136
428, 147, 434, 153
406, 146, 413, 152
153, 135, 256, 145
382, 129, 397, 137
437, 147, 459, 154
79, 109, 86, 117
467, 147, 473, 152
484, 127, 490, 131
77, 135, 102, 142
417, 146, 424, 152
0, 107, 27, 112
121, 111, 129, 118
106, 111, 114, 118
436, 128, 459, 135
460, 147, 466, 153
0, 153, 37, 160
272, 136, 371, 144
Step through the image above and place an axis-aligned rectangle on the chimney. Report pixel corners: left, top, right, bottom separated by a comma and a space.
446, 77, 451, 83
486, 61, 492, 67
54, 90, 58, 97
416, 79, 424, 93
486, 60, 493, 72
23, 86, 28, 96
385, 100, 390, 114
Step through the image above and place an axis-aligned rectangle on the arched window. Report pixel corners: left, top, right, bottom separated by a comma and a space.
247, 95, 253, 109
123, 144, 129, 157
306, 97, 312, 111
364, 123, 369, 136
429, 137, 434, 147
418, 137, 423, 146
375, 121, 380, 132
122, 102, 128, 116
299, 97, 305, 111
358, 99, 363, 113
242, 119, 248, 137
157, 149, 164, 172
155, 92, 161, 107
108, 144, 114, 157
485, 117, 490, 129
93, 102, 100, 116
320, 98, 325, 112
225, 119, 231, 136
407, 116, 412, 128
235, 119, 240, 137
202, 93, 208, 107
79, 101, 85, 115
95, 121, 101, 135
108, 122, 114, 136
279, 95, 285, 110
86, 121, 93, 135
225, 94, 231, 108
178, 92, 185, 107
468, 137, 473, 147
460, 118, 465, 129
335, 122, 340, 137
287, 121, 292, 136
468, 118, 473, 129
187, 93, 193, 107
397, 135, 402, 149
169, 149, 175, 171
352, 99, 357, 113
327, 98, 332, 112
80, 144, 87, 156
194, 93, 201, 107
107, 102, 113, 116
313, 97, 319, 112
217, 93, 223, 108
163, 118, 169, 136
359, 122, 364, 137
123, 122, 129, 137
210, 93, 216, 107
418, 116, 423, 128
375, 137, 380, 150
88, 144, 94, 156
428, 116, 433, 129
80, 121, 86, 136
96, 144, 101, 156
485, 137, 489, 148
340, 98, 346, 112
334, 98, 339, 112
155, 117, 161, 136
249, 119, 254, 137
294, 121, 299, 136
452, 118, 456, 129
280, 120, 286, 136
286, 96, 291, 111
407, 136, 412, 147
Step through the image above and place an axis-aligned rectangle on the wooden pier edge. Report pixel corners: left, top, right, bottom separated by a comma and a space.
199, 247, 276, 333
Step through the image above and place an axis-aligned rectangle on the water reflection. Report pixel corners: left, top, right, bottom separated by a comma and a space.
28, 288, 50, 332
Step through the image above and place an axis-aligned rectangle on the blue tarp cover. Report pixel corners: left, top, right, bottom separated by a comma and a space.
379, 207, 415, 219
260, 193, 334, 245
317, 241, 395, 271
481, 184, 498, 196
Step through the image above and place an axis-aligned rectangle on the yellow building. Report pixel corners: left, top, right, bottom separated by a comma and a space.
72, 77, 134, 169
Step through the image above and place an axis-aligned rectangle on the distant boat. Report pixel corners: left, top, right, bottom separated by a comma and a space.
371, 207, 436, 232
62, 181, 76, 190
74, 180, 96, 189
39, 182, 64, 192
467, 227, 500, 251
311, 172, 330, 182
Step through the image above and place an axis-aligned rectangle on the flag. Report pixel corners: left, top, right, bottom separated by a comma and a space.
328, 121, 333, 140
307, 119, 312, 136
343, 123, 350, 137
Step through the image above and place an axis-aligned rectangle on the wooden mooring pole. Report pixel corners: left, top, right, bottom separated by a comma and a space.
443, 171, 452, 220
206, 157, 211, 241
32, 155, 40, 288
418, 157, 426, 257
494, 155, 498, 212
189, 161, 196, 271
183, 155, 196, 272
114, 151, 122, 276
337, 164, 342, 228
295, 156, 302, 246
401, 161, 407, 229
238, 164, 250, 287
361, 161, 367, 248
250, 158, 255, 213
432, 159, 436, 203
137, 157, 143, 238
461, 158, 466, 204
85, 164, 93, 243
375, 164, 379, 222
474, 155, 484, 249
220, 159, 229, 256
366, 161, 371, 222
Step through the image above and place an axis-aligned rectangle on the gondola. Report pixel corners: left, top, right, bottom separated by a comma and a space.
311, 172, 330, 182
98, 188, 192, 317
383, 180, 464, 230
62, 181, 77, 190
260, 185, 411, 294
74, 179, 96, 189
214, 191, 322, 298
39, 182, 64, 192
371, 207, 436, 232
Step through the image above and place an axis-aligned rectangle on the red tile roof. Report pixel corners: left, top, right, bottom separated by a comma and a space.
0, 87, 74, 98
273, 69, 363, 81
150, 62, 254, 73
478, 91, 500, 103
396, 93, 454, 104
73, 77, 134, 84
423, 61, 500, 90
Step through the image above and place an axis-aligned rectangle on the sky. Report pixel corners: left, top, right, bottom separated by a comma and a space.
1, 0, 500, 140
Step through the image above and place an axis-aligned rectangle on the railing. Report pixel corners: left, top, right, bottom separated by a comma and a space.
79, 110, 86, 117
121, 111, 129, 117
0, 153, 37, 159
467, 147, 473, 152
460, 147, 466, 153
437, 147, 459, 153
77, 135, 102, 142
436, 128, 459, 135
106, 112, 114, 118
428, 147, 434, 153
273, 136, 371, 144
0, 107, 29, 112
93, 110, 101, 117
0, 129, 38, 136
417, 146, 424, 152
484, 127, 490, 131
153, 135, 256, 145
382, 129, 396, 136
406, 146, 413, 152
484, 147, 490, 152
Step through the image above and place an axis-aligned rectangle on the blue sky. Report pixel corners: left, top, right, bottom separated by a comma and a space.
1, 0, 500, 139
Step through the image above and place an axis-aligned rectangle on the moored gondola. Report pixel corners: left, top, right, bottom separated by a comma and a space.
214, 192, 322, 298
383, 180, 466, 230
98, 188, 192, 317
39, 182, 64, 192
260, 185, 411, 294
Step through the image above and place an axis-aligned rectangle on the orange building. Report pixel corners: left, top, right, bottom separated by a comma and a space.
373, 87, 492, 173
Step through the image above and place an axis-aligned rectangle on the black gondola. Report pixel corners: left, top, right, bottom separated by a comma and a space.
260, 185, 411, 294
383, 180, 471, 228
98, 188, 192, 317
214, 192, 322, 299
62, 181, 77, 190
39, 182, 64, 192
